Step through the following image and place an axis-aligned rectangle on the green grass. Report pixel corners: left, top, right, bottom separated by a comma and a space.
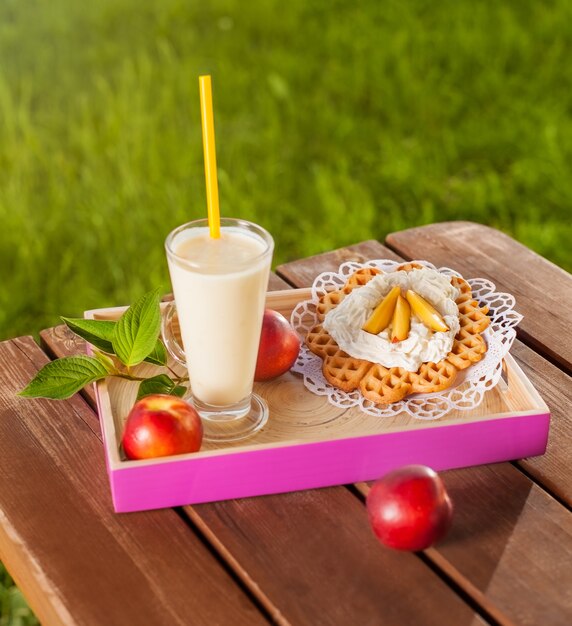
0, 0, 571, 614
0, 0, 571, 342
0, 564, 38, 626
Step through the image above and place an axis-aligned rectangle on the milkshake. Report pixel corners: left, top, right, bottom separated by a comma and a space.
165, 218, 274, 440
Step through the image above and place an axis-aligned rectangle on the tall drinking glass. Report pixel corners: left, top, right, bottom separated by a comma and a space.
165, 217, 274, 442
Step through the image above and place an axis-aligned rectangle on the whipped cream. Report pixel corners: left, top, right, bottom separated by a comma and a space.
322, 268, 460, 371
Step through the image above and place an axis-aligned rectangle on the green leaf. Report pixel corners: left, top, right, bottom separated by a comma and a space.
145, 339, 167, 366
18, 356, 109, 400
112, 288, 162, 366
61, 317, 116, 353
136, 374, 187, 401
63, 316, 166, 366
171, 385, 187, 398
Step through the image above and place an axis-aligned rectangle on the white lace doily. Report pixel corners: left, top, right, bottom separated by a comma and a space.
290, 260, 523, 420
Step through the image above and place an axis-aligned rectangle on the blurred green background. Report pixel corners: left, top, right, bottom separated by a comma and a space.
1, 0, 571, 621
1, 0, 572, 345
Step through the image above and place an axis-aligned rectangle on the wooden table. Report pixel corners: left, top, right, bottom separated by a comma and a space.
0, 222, 571, 626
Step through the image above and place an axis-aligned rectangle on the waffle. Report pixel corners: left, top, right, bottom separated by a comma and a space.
306, 267, 490, 405
395, 262, 425, 273
306, 324, 373, 392
359, 365, 413, 404
447, 328, 486, 370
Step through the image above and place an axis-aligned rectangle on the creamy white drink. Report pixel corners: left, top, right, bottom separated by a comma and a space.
166, 220, 273, 412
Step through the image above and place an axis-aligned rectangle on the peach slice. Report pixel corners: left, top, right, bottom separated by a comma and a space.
406, 290, 449, 332
391, 295, 411, 343
363, 286, 401, 335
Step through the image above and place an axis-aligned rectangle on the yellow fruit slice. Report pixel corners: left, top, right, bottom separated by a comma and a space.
362, 286, 401, 334
391, 295, 411, 343
406, 289, 449, 332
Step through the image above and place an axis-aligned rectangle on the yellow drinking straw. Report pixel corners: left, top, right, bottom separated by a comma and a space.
199, 75, 221, 239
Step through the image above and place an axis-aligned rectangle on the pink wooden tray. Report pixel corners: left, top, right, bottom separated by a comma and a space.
86, 289, 550, 513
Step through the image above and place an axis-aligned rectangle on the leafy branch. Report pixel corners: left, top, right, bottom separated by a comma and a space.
19, 289, 188, 401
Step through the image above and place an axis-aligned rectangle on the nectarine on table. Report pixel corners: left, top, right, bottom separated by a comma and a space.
366, 465, 453, 551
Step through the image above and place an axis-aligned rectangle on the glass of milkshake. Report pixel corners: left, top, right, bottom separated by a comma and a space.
165, 217, 274, 442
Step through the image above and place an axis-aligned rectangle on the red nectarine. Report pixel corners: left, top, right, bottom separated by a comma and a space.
255, 309, 301, 381
122, 394, 203, 460
366, 465, 453, 551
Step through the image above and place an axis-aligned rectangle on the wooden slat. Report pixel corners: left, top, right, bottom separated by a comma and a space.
511, 340, 572, 506
280, 242, 572, 625
276, 240, 402, 286
186, 491, 485, 626
39, 263, 484, 625
386, 221, 572, 373
267, 272, 291, 291
0, 337, 266, 626
431, 464, 572, 626
358, 463, 572, 626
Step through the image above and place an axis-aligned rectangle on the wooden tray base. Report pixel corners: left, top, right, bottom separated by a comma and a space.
86, 289, 550, 512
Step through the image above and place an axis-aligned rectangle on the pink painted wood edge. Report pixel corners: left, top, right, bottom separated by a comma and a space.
108, 412, 549, 513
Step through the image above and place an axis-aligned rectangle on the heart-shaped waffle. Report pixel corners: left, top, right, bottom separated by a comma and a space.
306, 265, 490, 405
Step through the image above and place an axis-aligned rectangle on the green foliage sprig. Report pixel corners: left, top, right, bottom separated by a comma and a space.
19, 289, 187, 401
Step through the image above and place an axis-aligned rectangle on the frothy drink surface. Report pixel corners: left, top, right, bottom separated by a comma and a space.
176, 230, 265, 268
168, 228, 270, 406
